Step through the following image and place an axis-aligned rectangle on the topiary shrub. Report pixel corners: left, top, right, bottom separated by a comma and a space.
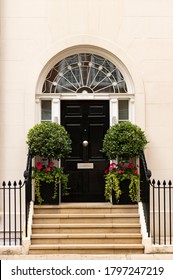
102, 121, 148, 162
27, 122, 72, 160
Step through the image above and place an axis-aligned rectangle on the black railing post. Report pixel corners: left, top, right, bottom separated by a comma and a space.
163, 180, 166, 245
158, 180, 161, 245
140, 151, 151, 237
8, 181, 11, 245
14, 181, 17, 245
148, 179, 150, 236
19, 180, 22, 245
25, 180, 28, 238
2, 181, 6, 246
169, 180, 172, 245
24, 151, 33, 238
152, 179, 155, 244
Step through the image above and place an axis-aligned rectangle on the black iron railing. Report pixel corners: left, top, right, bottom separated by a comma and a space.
140, 151, 151, 237
0, 151, 33, 246
150, 179, 173, 245
0, 180, 24, 245
23, 151, 33, 238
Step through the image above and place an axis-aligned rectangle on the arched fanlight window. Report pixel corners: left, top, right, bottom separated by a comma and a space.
42, 53, 127, 94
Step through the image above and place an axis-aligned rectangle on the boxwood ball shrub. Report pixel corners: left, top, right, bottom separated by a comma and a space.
102, 121, 148, 162
27, 122, 72, 160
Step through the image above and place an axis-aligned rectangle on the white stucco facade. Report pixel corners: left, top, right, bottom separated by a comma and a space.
1, 0, 173, 183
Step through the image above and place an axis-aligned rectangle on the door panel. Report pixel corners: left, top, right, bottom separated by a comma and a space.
89, 124, 105, 159
61, 100, 109, 202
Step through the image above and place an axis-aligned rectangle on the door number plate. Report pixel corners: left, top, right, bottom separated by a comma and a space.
77, 163, 94, 169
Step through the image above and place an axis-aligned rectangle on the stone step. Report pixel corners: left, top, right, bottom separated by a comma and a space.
32, 223, 141, 234
32, 213, 139, 224
34, 204, 138, 214
30, 203, 143, 255
29, 244, 144, 255
31, 233, 142, 245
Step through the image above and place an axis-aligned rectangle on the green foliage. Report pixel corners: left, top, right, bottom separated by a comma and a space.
102, 121, 148, 162
32, 161, 69, 204
105, 172, 122, 202
104, 163, 140, 203
27, 122, 72, 160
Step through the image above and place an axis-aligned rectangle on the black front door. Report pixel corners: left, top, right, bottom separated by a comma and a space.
61, 100, 109, 202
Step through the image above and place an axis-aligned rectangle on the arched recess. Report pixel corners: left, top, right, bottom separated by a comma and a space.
34, 44, 145, 202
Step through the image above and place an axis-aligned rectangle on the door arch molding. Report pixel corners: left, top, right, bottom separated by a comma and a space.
36, 45, 137, 127
34, 41, 145, 130
36, 44, 135, 94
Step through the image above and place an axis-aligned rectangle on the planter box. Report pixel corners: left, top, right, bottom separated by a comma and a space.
35, 182, 59, 205
112, 179, 137, 205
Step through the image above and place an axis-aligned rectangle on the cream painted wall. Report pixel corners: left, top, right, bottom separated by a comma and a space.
0, 0, 173, 182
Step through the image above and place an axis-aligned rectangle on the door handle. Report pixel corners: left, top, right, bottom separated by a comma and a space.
82, 140, 88, 147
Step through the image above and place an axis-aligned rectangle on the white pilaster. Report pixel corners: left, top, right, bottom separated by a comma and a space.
129, 98, 135, 123
52, 98, 61, 123
110, 98, 118, 126
35, 99, 41, 123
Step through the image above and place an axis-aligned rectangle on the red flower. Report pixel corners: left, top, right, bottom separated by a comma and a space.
118, 170, 124, 174
134, 169, 138, 175
36, 162, 43, 170
127, 163, 135, 169
46, 167, 51, 172
109, 163, 116, 171
49, 162, 54, 167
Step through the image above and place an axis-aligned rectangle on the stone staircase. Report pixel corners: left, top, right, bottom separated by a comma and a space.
29, 203, 144, 254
